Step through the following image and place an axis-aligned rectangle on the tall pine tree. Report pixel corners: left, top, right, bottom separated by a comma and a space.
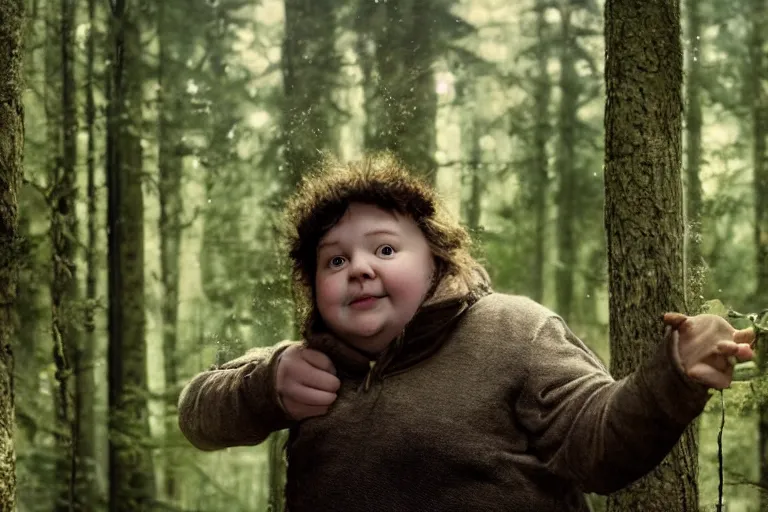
106, 1, 156, 509
604, 1, 699, 510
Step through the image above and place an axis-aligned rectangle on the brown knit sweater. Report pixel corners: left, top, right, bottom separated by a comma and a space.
178, 293, 711, 512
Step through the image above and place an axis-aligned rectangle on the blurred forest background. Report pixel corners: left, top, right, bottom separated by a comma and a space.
1, 0, 767, 510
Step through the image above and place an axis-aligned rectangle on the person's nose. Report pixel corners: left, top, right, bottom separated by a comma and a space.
348, 253, 376, 281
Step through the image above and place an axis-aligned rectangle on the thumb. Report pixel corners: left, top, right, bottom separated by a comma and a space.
663, 312, 688, 331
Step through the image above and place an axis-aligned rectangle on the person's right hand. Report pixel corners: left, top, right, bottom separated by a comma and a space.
275, 345, 340, 421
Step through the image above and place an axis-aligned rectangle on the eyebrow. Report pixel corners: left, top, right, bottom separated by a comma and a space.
317, 229, 400, 250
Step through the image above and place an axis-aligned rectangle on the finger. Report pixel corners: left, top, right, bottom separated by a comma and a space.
300, 349, 337, 375
663, 313, 688, 330
286, 383, 337, 406
735, 343, 755, 362
716, 340, 755, 363
688, 364, 731, 390
733, 328, 757, 347
300, 367, 341, 393
716, 340, 740, 356
712, 342, 740, 368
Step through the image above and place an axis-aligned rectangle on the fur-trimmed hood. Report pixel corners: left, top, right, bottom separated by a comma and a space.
282, 153, 484, 346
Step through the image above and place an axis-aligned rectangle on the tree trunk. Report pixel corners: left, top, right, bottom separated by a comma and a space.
364, 0, 438, 184
51, 0, 79, 508
355, 17, 376, 153
281, 0, 340, 190
106, 1, 156, 510
530, 0, 551, 304
45, 0, 77, 507
77, 0, 98, 507
555, 3, 579, 323
604, 1, 699, 511
684, 0, 703, 308
156, 1, 184, 502
462, 123, 483, 235
0, 0, 24, 509
751, 0, 768, 509
466, 137, 485, 233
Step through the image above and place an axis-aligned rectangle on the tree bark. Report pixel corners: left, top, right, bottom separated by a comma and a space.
0, 0, 24, 509
604, 1, 699, 511
684, 0, 703, 307
106, 1, 156, 510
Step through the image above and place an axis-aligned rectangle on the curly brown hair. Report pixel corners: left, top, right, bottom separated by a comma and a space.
282, 153, 479, 336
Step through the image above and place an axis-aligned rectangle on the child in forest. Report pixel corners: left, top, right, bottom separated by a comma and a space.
178, 153, 755, 512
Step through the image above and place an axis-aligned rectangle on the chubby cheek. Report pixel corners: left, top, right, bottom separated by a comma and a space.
315, 274, 345, 321
387, 266, 433, 312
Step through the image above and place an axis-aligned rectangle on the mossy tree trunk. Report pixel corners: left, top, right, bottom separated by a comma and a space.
604, 1, 699, 511
0, 0, 24, 509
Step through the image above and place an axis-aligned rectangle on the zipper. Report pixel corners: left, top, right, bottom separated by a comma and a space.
362, 360, 376, 392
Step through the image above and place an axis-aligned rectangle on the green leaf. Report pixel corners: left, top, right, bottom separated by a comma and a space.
700, 299, 730, 317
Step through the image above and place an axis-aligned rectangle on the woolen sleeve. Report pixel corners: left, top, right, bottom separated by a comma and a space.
177, 341, 297, 451
513, 316, 711, 495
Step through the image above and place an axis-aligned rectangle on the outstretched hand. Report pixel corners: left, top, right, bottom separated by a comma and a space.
664, 313, 756, 390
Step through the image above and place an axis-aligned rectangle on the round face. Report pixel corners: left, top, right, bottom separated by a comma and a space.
315, 203, 435, 354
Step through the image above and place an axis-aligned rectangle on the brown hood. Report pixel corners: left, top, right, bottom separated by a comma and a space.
304, 265, 493, 390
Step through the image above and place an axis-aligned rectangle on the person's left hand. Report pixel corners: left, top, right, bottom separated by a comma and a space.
664, 313, 756, 390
